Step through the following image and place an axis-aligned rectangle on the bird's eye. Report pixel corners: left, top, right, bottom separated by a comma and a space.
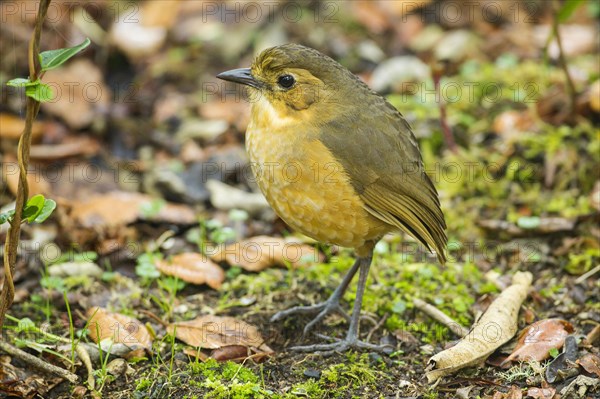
277, 74, 295, 89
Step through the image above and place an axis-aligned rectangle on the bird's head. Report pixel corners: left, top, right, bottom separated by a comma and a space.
217, 44, 360, 123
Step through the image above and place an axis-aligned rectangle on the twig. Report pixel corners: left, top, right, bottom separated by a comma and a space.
0, 340, 79, 384
574, 264, 600, 284
76, 344, 95, 389
0, 0, 50, 330
365, 313, 388, 343
432, 61, 457, 153
552, 0, 577, 118
413, 298, 469, 338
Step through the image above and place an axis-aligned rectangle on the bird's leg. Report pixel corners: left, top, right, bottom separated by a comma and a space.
270, 258, 360, 335
288, 255, 394, 354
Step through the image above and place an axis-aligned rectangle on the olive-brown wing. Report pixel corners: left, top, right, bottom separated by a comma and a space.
319, 99, 447, 263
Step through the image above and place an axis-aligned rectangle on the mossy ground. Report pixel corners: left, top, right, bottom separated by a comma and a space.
2, 4, 599, 398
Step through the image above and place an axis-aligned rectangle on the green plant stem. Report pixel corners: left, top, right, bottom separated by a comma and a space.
552, 0, 577, 117
0, 0, 50, 331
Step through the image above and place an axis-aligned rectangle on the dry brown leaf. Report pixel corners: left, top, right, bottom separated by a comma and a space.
2, 155, 50, 197
209, 236, 322, 272
69, 191, 196, 228
577, 353, 600, 378
493, 110, 536, 137
426, 272, 533, 383
0, 113, 44, 140
167, 315, 273, 355
42, 59, 110, 129
182, 346, 209, 362
29, 136, 101, 160
526, 387, 556, 399
506, 386, 523, 399
155, 253, 225, 289
590, 80, 600, 112
141, 0, 181, 27
351, 1, 390, 34
87, 307, 152, 351
211, 345, 249, 362
503, 319, 574, 364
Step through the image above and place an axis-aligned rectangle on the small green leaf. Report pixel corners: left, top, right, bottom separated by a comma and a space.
7, 78, 31, 87
34, 199, 56, 223
549, 348, 560, 358
0, 210, 16, 224
25, 82, 54, 102
16, 318, 36, 333
392, 299, 407, 314
39, 38, 91, 71
23, 194, 46, 223
558, 0, 585, 22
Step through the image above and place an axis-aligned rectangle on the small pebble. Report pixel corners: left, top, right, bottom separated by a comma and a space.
303, 368, 321, 379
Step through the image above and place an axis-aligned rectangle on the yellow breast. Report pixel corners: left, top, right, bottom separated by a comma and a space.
246, 97, 390, 251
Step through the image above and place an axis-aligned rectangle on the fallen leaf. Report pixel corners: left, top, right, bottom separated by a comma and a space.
503, 319, 574, 364
167, 315, 273, 355
559, 375, 599, 397
109, 15, 166, 58
155, 253, 225, 289
42, 59, 110, 129
426, 272, 532, 383
577, 353, 600, 378
2, 155, 50, 196
141, 0, 181, 28
29, 136, 101, 160
0, 113, 44, 140
492, 386, 523, 399
182, 346, 209, 361
68, 191, 196, 228
493, 110, 536, 137
590, 80, 600, 112
86, 307, 152, 352
209, 235, 322, 271
211, 345, 249, 362
526, 387, 556, 399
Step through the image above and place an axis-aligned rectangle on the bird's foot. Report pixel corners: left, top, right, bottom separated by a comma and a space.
270, 298, 350, 335
288, 334, 393, 355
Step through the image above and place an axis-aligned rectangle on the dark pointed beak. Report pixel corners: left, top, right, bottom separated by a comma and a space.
216, 68, 261, 89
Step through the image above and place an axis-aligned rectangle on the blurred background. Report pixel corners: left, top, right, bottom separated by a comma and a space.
0, 0, 599, 397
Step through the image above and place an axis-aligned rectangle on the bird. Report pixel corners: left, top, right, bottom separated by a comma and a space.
217, 44, 447, 353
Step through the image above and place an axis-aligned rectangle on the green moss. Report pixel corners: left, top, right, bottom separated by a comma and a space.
187, 359, 268, 399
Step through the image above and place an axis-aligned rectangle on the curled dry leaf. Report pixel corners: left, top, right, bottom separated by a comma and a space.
87, 307, 152, 352
0, 113, 44, 140
503, 319, 574, 364
211, 345, 250, 362
526, 387, 555, 399
155, 252, 225, 289
68, 191, 196, 228
167, 315, 273, 356
497, 385, 523, 399
426, 271, 533, 383
577, 353, 600, 378
209, 235, 323, 272
30, 136, 101, 160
